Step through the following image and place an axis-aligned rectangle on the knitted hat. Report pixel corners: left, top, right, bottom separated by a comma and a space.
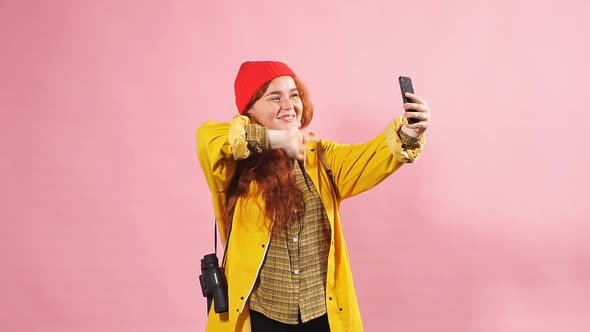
234, 61, 296, 114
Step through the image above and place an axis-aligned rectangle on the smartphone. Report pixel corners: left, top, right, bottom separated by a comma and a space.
398, 76, 419, 124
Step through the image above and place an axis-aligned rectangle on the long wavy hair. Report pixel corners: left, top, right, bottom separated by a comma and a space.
222, 76, 314, 237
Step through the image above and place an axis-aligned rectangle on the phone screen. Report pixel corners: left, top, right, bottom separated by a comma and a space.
398, 76, 418, 124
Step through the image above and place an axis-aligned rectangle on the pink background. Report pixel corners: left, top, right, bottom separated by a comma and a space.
2, 0, 589, 331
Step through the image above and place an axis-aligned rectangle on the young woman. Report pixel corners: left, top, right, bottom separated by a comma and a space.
197, 61, 430, 332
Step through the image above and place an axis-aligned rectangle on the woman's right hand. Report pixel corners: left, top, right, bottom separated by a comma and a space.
268, 127, 310, 161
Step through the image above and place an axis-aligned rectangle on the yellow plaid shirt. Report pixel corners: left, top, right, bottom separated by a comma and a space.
245, 124, 331, 324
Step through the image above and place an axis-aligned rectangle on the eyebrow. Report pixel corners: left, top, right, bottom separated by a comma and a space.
264, 88, 299, 97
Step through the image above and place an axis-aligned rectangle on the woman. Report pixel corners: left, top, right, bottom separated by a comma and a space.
197, 61, 430, 332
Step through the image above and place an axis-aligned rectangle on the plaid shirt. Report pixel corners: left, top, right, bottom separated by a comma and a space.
246, 125, 331, 324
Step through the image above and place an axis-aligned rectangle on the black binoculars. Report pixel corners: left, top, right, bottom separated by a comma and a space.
199, 253, 228, 313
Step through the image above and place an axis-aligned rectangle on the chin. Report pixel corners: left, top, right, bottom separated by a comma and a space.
274, 121, 299, 130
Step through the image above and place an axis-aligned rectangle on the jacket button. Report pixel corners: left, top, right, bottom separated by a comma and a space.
339, 308, 343, 311
328, 296, 333, 300
240, 296, 244, 300
261, 244, 265, 248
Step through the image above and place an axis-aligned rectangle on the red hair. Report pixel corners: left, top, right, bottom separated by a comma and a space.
223, 76, 314, 236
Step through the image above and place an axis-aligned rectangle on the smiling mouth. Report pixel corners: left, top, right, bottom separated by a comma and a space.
278, 114, 296, 121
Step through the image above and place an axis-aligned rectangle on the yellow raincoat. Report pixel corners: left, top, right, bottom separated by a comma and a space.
196, 115, 424, 332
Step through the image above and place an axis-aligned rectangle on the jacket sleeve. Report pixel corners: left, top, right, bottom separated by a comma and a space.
196, 116, 252, 242
320, 115, 425, 200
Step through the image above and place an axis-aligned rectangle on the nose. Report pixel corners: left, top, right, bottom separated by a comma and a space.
280, 98, 293, 110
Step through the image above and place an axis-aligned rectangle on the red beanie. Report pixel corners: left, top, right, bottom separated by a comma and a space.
234, 61, 296, 114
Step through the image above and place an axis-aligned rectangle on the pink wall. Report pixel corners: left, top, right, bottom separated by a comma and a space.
2, 0, 589, 331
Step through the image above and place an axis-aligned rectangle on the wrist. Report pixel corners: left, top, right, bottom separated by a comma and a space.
268, 129, 286, 150
400, 125, 420, 138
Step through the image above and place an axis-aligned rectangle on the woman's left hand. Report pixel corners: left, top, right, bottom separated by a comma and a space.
401, 92, 431, 137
